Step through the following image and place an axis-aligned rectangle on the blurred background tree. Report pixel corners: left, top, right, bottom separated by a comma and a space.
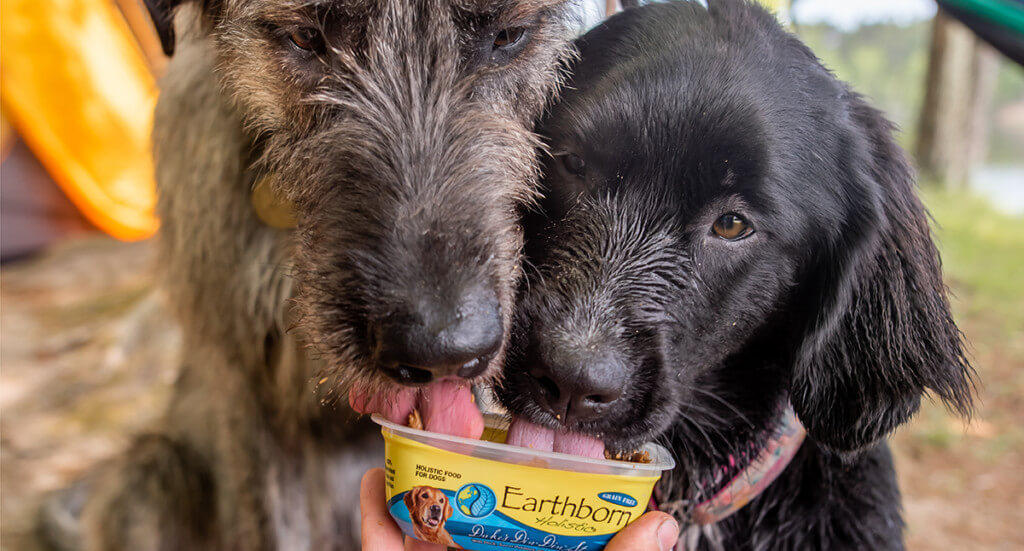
794, 0, 1023, 200
915, 11, 1000, 187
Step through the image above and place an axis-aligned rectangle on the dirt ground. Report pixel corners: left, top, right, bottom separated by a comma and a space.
0, 238, 180, 550
1, 235, 1022, 549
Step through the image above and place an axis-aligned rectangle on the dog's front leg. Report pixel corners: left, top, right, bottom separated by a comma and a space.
76, 432, 218, 551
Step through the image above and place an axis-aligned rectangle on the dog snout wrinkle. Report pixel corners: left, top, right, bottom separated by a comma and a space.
378, 285, 502, 382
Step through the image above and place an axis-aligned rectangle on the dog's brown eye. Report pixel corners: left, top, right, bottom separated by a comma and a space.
494, 27, 526, 49
562, 153, 585, 177
713, 213, 753, 240
288, 27, 322, 52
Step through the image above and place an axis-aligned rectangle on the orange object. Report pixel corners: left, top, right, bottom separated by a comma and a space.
1, 0, 160, 240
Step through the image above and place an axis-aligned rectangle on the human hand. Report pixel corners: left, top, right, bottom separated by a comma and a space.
360, 468, 680, 551
602, 507, 680, 551
360, 468, 446, 551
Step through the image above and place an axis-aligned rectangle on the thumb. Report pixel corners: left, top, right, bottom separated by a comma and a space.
605, 512, 680, 551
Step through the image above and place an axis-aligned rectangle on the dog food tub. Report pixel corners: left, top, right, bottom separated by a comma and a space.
373, 414, 675, 551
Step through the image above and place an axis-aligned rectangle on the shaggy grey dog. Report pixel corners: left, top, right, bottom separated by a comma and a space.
39, 1, 574, 549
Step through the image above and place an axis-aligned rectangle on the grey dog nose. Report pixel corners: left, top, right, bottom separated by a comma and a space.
527, 350, 626, 423
378, 287, 502, 385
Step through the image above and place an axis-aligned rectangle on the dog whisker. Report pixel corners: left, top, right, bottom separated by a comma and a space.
688, 386, 755, 429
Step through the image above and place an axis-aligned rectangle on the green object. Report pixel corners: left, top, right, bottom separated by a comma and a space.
941, 0, 1024, 35
939, 0, 1024, 65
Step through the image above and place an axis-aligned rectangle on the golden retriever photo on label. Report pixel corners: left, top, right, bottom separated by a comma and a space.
404, 485, 460, 548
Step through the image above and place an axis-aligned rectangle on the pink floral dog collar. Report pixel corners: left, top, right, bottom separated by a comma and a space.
650, 402, 806, 533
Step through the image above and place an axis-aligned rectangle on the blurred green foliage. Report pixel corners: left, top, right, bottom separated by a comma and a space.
924, 186, 1024, 335
796, 21, 1024, 163
916, 186, 1024, 460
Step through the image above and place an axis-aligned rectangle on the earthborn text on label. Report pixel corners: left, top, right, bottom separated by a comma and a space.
500, 487, 634, 531
383, 432, 659, 551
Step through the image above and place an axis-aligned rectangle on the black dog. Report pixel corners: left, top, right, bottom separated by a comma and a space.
498, 1, 975, 548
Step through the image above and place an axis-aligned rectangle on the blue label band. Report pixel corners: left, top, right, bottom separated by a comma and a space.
391, 485, 621, 551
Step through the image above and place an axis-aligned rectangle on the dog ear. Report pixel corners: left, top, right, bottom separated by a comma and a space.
143, 0, 182, 56
789, 94, 974, 457
444, 497, 453, 520
403, 489, 416, 512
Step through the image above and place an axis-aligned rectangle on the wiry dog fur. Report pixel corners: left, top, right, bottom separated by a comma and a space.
498, 2, 975, 549
39, 1, 574, 549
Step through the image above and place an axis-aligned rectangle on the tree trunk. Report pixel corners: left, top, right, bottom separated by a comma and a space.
916, 10, 1001, 188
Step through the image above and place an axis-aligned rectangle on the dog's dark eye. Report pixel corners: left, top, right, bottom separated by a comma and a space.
288, 27, 323, 53
421, 493, 429, 499
439, 496, 445, 502
493, 27, 526, 49
562, 153, 585, 177
712, 213, 753, 240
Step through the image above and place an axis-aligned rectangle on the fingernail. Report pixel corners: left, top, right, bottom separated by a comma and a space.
657, 517, 679, 551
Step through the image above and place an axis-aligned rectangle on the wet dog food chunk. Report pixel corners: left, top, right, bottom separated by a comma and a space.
408, 409, 424, 431
604, 449, 653, 464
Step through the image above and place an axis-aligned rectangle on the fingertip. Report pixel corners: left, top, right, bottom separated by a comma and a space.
360, 468, 385, 505
360, 468, 405, 551
656, 514, 680, 551
605, 511, 679, 551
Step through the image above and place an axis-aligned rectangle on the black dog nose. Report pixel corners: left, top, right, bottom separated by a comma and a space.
527, 351, 626, 423
429, 504, 441, 515
378, 287, 502, 384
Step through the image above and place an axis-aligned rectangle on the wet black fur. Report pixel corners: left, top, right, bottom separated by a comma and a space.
498, 1, 974, 548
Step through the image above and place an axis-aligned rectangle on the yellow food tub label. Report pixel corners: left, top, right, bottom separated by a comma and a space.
383, 431, 659, 550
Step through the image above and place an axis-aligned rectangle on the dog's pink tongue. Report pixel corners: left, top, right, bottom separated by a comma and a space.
506, 417, 605, 459
419, 380, 484, 439
553, 431, 606, 458
348, 380, 484, 439
348, 383, 417, 424
506, 417, 555, 450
